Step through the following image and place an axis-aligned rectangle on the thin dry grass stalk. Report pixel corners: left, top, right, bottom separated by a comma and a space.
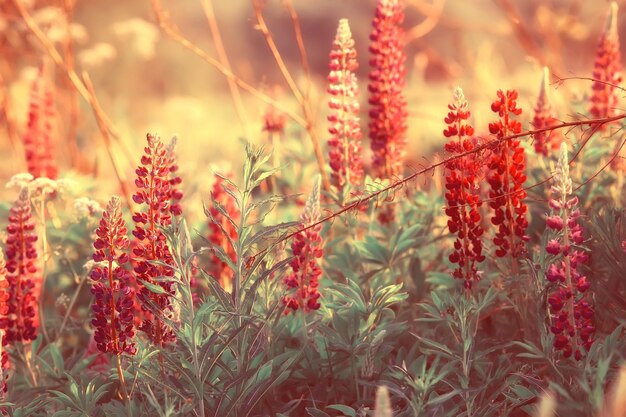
201, 0, 250, 138
150, 0, 305, 127
252, 1, 331, 192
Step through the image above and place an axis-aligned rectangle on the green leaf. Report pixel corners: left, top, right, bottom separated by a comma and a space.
49, 343, 65, 374
138, 279, 168, 294
326, 404, 356, 417
306, 408, 331, 417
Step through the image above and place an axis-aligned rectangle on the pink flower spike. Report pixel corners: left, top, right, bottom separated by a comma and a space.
532, 67, 561, 156
283, 176, 323, 314
544, 143, 594, 360
368, 0, 408, 182
327, 18, 364, 193
90, 196, 136, 356
590, 2, 622, 123
132, 134, 182, 347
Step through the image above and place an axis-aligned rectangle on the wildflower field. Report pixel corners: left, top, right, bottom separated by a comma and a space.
1, 0, 626, 416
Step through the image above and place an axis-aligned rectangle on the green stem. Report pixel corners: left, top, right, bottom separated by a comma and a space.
58, 263, 88, 335
116, 355, 132, 412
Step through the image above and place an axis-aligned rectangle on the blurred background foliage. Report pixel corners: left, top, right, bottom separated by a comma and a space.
0, 0, 621, 208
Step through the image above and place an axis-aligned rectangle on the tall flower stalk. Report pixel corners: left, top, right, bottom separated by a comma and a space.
327, 18, 364, 195
90, 196, 135, 399
486, 90, 529, 270
532, 67, 561, 156
545, 143, 594, 360
0, 252, 10, 396
283, 176, 323, 314
132, 134, 181, 347
443, 87, 485, 289
1, 189, 39, 344
23, 63, 58, 180
368, 0, 408, 181
589, 2, 622, 123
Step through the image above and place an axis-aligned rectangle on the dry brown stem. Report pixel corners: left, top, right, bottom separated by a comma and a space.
150, 0, 305, 127
405, 0, 446, 42
252, 1, 330, 191
201, 0, 250, 138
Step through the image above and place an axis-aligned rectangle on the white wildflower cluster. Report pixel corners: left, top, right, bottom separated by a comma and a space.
112, 18, 159, 60
74, 197, 104, 220
6, 173, 75, 199
6, 173, 34, 189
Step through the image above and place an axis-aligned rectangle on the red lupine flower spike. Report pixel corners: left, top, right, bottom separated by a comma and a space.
206, 172, 239, 291
486, 90, 529, 263
0, 252, 9, 320
23, 62, 58, 179
532, 67, 561, 156
368, 0, 408, 182
1, 189, 39, 343
327, 18, 364, 193
283, 176, 323, 314
90, 196, 136, 356
545, 143, 594, 360
0, 252, 10, 396
443, 87, 485, 289
590, 2, 622, 125
132, 134, 181, 347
